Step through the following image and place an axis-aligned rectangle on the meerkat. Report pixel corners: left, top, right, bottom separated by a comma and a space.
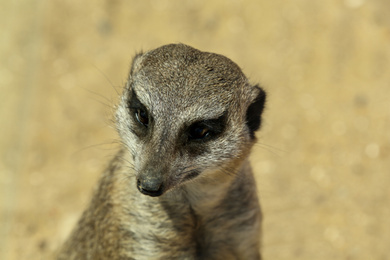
57, 44, 266, 260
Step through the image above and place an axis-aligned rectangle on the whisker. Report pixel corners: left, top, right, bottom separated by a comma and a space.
80, 86, 115, 110
253, 142, 285, 156
71, 140, 120, 158
91, 63, 121, 96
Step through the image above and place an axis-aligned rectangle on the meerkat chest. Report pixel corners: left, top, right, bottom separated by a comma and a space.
119, 188, 260, 260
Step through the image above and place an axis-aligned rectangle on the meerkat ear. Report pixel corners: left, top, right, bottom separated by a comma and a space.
246, 85, 266, 139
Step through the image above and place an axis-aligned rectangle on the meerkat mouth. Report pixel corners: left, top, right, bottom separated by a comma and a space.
181, 170, 200, 182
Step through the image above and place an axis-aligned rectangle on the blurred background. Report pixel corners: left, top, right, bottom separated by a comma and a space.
1, 0, 389, 259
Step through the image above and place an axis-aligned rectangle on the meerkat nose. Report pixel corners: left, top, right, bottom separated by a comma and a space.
137, 177, 164, 197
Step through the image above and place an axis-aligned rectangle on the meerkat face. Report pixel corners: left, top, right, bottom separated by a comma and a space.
116, 44, 266, 197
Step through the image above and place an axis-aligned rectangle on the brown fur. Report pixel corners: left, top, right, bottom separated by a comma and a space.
57, 44, 266, 260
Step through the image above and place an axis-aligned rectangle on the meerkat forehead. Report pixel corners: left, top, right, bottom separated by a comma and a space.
128, 44, 252, 120
134, 44, 245, 83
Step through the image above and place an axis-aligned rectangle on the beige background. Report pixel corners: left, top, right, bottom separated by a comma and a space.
1, 0, 389, 259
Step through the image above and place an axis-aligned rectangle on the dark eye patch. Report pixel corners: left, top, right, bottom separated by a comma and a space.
186, 112, 227, 143
188, 124, 210, 140
127, 89, 151, 134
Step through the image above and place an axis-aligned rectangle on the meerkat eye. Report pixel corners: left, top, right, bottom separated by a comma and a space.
135, 108, 149, 127
128, 88, 150, 128
186, 113, 227, 142
188, 125, 210, 140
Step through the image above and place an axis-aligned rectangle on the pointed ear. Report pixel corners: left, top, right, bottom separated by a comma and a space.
246, 85, 266, 139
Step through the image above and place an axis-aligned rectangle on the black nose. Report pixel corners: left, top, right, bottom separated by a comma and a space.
137, 178, 164, 197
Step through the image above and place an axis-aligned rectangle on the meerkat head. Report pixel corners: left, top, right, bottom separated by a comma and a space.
116, 44, 266, 197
